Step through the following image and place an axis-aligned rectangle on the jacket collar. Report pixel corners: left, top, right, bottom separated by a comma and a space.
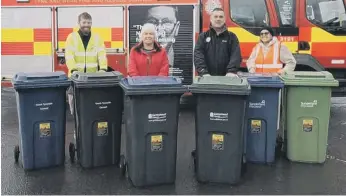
259, 37, 279, 48
78, 29, 91, 37
209, 24, 228, 36
134, 41, 162, 53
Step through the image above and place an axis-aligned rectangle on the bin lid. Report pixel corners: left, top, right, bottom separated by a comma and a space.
237, 72, 284, 88
279, 71, 339, 87
120, 76, 187, 95
71, 71, 123, 88
189, 76, 251, 95
12, 71, 71, 90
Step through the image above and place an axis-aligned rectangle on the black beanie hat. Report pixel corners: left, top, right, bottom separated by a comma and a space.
260, 27, 274, 36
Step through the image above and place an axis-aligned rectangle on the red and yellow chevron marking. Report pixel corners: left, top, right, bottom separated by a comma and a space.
57, 27, 124, 49
1, 28, 52, 55
299, 27, 346, 56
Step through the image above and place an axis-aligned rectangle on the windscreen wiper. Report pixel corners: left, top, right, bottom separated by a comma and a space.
322, 17, 339, 26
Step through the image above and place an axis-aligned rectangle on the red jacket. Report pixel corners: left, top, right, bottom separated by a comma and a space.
128, 42, 169, 77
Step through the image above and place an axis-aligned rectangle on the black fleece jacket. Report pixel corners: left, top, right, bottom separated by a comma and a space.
194, 25, 242, 76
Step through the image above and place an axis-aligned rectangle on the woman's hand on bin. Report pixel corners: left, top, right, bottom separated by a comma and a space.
277, 69, 284, 75
248, 67, 256, 73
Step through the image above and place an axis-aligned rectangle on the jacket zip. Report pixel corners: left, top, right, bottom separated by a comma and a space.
146, 55, 150, 76
84, 50, 86, 73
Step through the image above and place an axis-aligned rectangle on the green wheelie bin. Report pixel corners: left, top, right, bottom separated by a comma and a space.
280, 71, 338, 163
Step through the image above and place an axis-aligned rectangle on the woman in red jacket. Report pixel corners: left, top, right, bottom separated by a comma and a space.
128, 23, 169, 76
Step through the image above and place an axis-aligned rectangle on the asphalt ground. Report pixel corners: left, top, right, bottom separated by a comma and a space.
1, 87, 346, 195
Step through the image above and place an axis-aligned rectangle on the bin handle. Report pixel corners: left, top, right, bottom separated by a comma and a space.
294, 75, 325, 79
27, 76, 60, 80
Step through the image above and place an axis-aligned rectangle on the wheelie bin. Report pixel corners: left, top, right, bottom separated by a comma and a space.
69, 71, 124, 168
189, 76, 251, 184
238, 72, 284, 164
12, 71, 71, 170
280, 71, 338, 163
119, 76, 187, 187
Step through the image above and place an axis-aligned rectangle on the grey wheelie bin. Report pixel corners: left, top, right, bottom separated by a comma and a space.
238, 72, 284, 164
69, 71, 124, 169
12, 71, 71, 170
189, 76, 251, 184
119, 76, 187, 187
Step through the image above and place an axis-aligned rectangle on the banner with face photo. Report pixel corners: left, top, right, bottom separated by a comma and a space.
128, 5, 194, 85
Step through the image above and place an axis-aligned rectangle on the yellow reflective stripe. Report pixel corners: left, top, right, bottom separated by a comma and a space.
66, 46, 76, 52
74, 51, 97, 56
76, 63, 98, 68
65, 55, 75, 61
97, 47, 106, 52
255, 64, 283, 68
98, 56, 107, 60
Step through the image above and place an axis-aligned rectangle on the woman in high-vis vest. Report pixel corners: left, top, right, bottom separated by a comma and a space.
246, 27, 296, 74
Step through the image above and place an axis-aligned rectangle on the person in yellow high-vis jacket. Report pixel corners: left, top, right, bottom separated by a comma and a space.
65, 12, 108, 77
66, 12, 108, 115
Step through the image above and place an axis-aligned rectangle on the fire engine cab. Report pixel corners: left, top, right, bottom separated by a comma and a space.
1, 0, 346, 96
202, 0, 346, 96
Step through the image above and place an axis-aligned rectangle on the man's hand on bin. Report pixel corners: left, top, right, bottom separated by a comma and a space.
226, 72, 239, 77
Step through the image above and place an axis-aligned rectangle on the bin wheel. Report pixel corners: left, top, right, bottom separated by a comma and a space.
69, 143, 76, 163
191, 149, 196, 158
14, 145, 20, 163
119, 155, 126, 177
191, 150, 197, 173
193, 157, 197, 173
275, 136, 284, 158
241, 156, 247, 176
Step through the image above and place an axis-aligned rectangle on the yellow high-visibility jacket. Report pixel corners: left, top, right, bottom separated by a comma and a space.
65, 32, 108, 77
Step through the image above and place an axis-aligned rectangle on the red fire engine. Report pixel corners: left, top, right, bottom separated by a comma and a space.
1, 0, 346, 96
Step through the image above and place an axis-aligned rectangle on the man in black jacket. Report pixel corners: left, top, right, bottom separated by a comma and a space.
194, 8, 242, 77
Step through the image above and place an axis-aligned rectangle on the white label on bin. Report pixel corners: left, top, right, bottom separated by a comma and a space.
210, 112, 228, 121
35, 102, 53, 111
148, 113, 167, 122
95, 101, 112, 109
300, 100, 317, 108
249, 100, 266, 109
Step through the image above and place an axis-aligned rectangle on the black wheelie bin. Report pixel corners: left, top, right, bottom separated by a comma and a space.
119, 76, 187, 187
69, 71, 124, 169
12, 71, 70, 170
189, 76, 251, 184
